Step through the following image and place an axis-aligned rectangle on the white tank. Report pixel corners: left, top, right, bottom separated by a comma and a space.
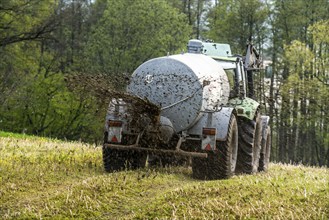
127, 53, 230, 132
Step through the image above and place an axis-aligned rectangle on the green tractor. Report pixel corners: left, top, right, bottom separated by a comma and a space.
188, 39, 271, 174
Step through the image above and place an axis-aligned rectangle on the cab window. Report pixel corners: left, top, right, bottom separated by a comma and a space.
224, 69, 238, 97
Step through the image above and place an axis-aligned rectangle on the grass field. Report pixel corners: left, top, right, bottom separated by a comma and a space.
0, 131, 328, 219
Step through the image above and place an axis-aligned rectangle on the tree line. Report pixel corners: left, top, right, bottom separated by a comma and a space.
0, 0, 328, 166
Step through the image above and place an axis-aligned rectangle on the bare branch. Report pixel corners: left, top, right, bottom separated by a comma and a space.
0, 17, 58, 47
315, 75, 329, 87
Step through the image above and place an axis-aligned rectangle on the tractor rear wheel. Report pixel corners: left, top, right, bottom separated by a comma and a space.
258, 127, 271, 172
235, 114, 262, 174
192, 114, 238, 180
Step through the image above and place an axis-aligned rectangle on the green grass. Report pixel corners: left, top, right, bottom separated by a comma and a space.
0, 131, 37, 139
0, 131, 328, 219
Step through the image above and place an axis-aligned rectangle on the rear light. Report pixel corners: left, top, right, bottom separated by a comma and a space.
110, 135, 119, 143
202, 127, 217, 151
108, 120, 123, 127
107, 120, 123, 143
202, 128, 216, 136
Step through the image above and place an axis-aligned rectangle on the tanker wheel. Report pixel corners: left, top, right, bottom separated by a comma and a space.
258, 127, 271, 172
103, 147, 147, 172
103, 134, 147, 172
192, 114, 238, 180
235, 114, 262, 174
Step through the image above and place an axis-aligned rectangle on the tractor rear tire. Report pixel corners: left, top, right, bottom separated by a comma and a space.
235, 114, 262, 174
258, 127, 271, 172
192, 114, 238, 180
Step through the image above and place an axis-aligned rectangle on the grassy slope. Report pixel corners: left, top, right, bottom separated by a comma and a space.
0, 132, 328, 219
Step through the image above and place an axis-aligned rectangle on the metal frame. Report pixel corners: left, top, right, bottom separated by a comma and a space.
104, 135, 208, 158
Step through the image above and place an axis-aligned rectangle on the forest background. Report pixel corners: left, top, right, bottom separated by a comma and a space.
0, 0, 328, 166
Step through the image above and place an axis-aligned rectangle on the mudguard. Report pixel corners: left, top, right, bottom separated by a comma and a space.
187, 107, 235, 141
228, 97, 259, 120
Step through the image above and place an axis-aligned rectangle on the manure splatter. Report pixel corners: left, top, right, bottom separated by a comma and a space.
64, 73, 161, 125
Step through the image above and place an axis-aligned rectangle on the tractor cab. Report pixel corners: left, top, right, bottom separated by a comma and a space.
187, 39, 262, 120
187, 39, 246, 99
187, 39, 231, 57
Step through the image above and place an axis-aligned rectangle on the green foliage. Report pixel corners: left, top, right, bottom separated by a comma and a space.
269, 0, 329, 165
0, 135, 328, 219
272, 0, 329, 44
206, 0, 268, 53
165, 0, 212, 39
0, 39, 102, 142
278, 21, 329, 165
284, 40, 314, 75
0, 0, 191, 142
0, 0, 56, 46
309, 20, 329, 45
308, 20, 329, 85
84, 0, 191, 76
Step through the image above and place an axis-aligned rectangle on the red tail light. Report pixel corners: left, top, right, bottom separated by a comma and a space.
202, 128, 216, 136
108, 120, 123, 127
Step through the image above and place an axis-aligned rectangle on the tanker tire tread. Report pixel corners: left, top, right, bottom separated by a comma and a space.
192, 114, 238, 180
103, 147, 125, 172
103, 147, 147, 172
103, 134, 147, 172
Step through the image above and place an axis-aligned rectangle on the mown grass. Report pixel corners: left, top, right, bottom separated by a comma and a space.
0, 131, 328, 219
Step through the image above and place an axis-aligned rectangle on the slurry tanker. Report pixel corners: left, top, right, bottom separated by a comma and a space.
102, 40, 271, 179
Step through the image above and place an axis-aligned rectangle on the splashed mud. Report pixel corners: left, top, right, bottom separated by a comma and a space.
64, 73, 160, 125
